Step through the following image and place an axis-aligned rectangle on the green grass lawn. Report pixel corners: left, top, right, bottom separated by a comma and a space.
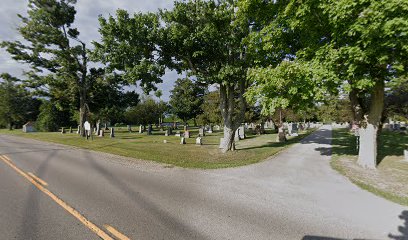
0, 127, 313, 169
331, 128, 408, 205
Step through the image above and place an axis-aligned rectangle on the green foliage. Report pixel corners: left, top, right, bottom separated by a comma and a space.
160, 0, 250, 85
124, 97, 166, 126
93, 10, 164, 93
197, 90, 222, 125
0, 0, 113, 135
1, 0, 86, 99
0, 73, 39, 129
35, 100, 73, 132
86, 69, 140, 124
169, 78, 205, 123
385, 78, 408, 121
316, 97, 354, 123
246, 60, 330, 116
311, 0, 408, 92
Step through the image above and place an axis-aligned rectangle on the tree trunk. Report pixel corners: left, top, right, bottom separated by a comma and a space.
219, 80, 246, 153
349, 89, 364, 123
79, 43, 88, 138
221, 126, 236, 152
79, 87, 89, 137
276, 109, 286, 142
357, 81, 384, 169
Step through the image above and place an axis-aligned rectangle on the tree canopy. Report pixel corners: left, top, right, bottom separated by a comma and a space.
169, 78, 205, 124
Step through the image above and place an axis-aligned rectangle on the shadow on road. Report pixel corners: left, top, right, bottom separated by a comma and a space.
20, 150, 57, 239
302, 210, 408, 240
389, 210, 408, 240
84, 151, 210, 240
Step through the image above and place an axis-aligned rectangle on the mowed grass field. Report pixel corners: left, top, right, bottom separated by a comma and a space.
0, 127, 314, 169
331, 128, 408, 205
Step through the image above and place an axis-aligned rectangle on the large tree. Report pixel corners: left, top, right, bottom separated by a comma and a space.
160, 0, 251, 152
1, 0, 93, 136
169, 78, 205, 125
246, 60, 331, 133
242, 0, 408, 168
308, 0, 408, 168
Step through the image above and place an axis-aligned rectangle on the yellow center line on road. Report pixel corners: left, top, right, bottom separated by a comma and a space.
0, 155, 114, 240
104, 225, 131, 240
27, 172, 48, 186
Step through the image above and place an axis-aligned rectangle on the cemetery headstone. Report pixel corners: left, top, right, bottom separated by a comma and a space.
260, 124, 265, 134
199, 128, 205, 137
234, 129, 240, 141
175, 131, 181, 137
288, 123, 293, 134
196, 137, 202, 145
264, 122, 269, 129
99, 129, 104, 137
139, 125, 143, 134
277, 127, 286, 142
84, 121, 91, 140
207, 125, 213, 133
69, 127, 73, 133
127, 125, 132, 133
238, 126, 245, 139
291, 123, 298, 134
404, 150, 408, 161
255, 125, 261, 135
96, 123, 100, 136
147, 124, 152, 135
61, 127, 66, 134
219, 138, 224, 149
110, 127, 115, 138
180, 137, 186, 144
77, 125, 81, 134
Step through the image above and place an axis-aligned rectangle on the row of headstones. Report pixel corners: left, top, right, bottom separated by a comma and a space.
172, 126, 213, 145
176, 125, 246, 146
331, 122, 351, 128
245, 122, 321, 132
126, 124, 223, 135
383, 122, 407, 132
388, 121, 408, 161
61, 123, 116, 138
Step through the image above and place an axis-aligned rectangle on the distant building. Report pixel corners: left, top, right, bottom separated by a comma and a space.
22, 122, 36, 133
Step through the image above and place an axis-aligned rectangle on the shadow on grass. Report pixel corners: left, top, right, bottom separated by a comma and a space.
324, 129, 408, 165
238, 131, 312, 151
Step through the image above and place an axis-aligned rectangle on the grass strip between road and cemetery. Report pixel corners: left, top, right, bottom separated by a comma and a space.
330, 128, 408, 206
0, 127, 314, 169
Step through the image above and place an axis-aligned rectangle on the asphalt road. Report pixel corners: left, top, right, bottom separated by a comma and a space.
0, 126, 406, 240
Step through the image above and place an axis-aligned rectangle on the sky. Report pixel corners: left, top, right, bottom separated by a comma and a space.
0, 0, 179, 101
